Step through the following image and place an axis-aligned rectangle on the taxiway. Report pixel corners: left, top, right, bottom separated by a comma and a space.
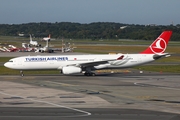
0, 73, 180, 120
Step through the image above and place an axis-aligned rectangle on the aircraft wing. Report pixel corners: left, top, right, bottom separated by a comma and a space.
75, 60, 111, 68
67, 55, 124, 68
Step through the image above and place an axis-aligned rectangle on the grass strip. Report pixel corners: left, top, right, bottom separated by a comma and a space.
0, 66, 59, 75
134, 65, 180, 73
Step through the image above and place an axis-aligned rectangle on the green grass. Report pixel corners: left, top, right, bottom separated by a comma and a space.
155, 56, 180, 63
0, 66, 59, 75
0, 57, 13, 62
0, 66, 20, 75
1, 35, 180, 47
134, 65, 180, 73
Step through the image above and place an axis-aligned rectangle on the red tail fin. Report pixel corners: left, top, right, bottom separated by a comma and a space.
140, 31, 172, 54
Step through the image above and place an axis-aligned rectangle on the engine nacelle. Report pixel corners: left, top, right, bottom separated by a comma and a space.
48, 49, 54, 53
62, 66, 82, 74
94, 64, 108, 69
39, 49, 44, 53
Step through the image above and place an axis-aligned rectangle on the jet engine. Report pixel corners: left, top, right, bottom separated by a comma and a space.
48, 49, 54, 53
39, 49, 44, 53
62, 66, 82, 74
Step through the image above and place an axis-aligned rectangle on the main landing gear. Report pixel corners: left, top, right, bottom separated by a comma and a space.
84, 72, 96, 76
20, 71, 24, 77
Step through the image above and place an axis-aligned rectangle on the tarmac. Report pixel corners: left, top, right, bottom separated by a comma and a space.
0, 73, 180, 120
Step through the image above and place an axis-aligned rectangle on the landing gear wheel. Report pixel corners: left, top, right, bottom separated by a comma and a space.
91, 73, 96, 76
20, 71, 24, 77
84, 72, 88, 76
84, 72, 96, 76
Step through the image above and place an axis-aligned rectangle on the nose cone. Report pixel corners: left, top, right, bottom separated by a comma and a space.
4, 62, 12, 69
4, 62, 9, 68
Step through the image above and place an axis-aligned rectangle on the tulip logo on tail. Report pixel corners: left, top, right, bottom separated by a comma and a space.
140, 31, 172, 54
150, 38, 166, 54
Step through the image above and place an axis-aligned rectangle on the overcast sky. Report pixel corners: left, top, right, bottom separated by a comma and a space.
0, 0, 179, 25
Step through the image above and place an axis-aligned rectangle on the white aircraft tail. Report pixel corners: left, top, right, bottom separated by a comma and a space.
140, 31, 172, 54
45, 40, 49, 47
29, 34, 32, 42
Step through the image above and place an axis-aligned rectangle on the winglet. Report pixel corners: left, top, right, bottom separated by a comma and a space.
140, 31, 172, 54
117, 55, 124, 60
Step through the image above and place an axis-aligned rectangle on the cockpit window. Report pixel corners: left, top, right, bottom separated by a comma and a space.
9, 60, 13, 62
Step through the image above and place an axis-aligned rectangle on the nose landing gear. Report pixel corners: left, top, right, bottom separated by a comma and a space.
20, 71, 24, 77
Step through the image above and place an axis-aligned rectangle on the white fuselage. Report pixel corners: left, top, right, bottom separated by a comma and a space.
4, 54, 155, 71
43, 38, 50, 41
30, 41, 38, 46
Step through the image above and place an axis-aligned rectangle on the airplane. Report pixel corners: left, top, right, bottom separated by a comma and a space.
21, 43, 35, 52
42, 34, 51, 41
4, 31, 172, 76
0, 47, 6, 52
8, 45, 19, 52
63, 42, 76, 52
29, 34, 41, 47
35, 40, 54, 53
3, 47, 10, 52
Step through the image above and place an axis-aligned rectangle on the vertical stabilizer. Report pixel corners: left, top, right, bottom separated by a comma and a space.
140, 31, 172, 54
29, 34, 32, 42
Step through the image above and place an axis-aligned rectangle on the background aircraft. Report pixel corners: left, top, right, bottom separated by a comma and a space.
36, 40, 54, 53
29, 34, 41, 47
42, 34, 51, 41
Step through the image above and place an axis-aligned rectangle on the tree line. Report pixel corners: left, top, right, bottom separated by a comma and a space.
0, 22, 180, 41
